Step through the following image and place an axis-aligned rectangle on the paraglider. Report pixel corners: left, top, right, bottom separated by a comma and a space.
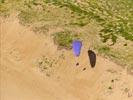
72, 40, 96, 68
88, 50, 96, 68
72, 40, 82, 57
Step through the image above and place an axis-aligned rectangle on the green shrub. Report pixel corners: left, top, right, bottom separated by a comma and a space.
53, 31, 79, 49
18, 9, 38, 24
98, 46, 110, 54
0, 0, 5, 3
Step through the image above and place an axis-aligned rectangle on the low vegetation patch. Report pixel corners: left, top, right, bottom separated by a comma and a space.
37, 56, 55, 72
0, 0, 133, 70
53, 31, 79, 49
44, 0, 133, 44
96, 44, 133, 70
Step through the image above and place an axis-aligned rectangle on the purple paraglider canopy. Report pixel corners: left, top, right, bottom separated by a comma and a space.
72, 40, 82, 57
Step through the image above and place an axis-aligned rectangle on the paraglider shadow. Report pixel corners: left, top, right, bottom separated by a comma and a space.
88, 50, 96, 68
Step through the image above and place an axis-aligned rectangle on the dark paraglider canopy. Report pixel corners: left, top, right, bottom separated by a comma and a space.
88, 50, 96, 68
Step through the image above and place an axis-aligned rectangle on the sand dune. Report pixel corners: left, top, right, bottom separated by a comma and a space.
0, 15, 133, 100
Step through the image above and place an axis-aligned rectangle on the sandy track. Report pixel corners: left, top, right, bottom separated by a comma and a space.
0, 15, 133, 100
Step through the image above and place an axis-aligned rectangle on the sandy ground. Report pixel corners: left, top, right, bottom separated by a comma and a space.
0, 14, 133, 100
